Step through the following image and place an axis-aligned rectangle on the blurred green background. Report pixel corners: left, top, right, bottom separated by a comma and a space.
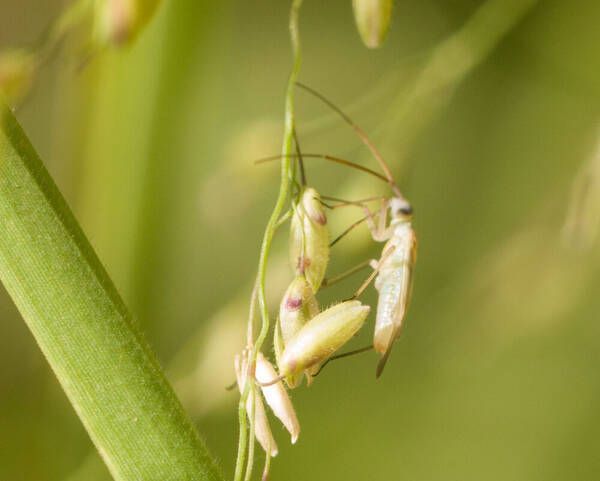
2, 0, 600, 479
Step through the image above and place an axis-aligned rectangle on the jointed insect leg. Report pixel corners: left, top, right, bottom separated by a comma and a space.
312, 345, 374, 377
353, 244, 395, 298
361, 199, 396, 242
325, 196, 393, 245
329, 215, 369, 247
322, 196, 389, 246
321, 259, 371, 288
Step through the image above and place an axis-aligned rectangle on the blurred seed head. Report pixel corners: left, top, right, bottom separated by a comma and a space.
172, 302, 246, 417
202, 119, 281, 234
352, 0, 393, 49
0, 49, 36, 103
474, 224, 590, 341
562, 126, 600, 251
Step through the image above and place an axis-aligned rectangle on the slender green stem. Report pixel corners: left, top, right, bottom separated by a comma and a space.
234, 390, 249, 481
0, 100, 222, 479
262, 443, 273, 481
273, 208, 293, 233
243, 386, 256, 481
234, 1, 303, 479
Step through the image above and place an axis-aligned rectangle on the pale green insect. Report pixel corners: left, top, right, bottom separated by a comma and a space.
363, 197, 417, 377
296, 83, 418, 378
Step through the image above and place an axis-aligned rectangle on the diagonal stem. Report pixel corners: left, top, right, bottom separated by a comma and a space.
0, 100, 223, 480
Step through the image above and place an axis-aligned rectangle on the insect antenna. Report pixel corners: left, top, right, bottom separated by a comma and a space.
320, 194, 385, 205
296, 82, 403, 198
293, 128, 307, 186
255, 153, 389, 183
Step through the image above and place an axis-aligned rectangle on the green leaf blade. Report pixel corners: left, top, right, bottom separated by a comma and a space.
0, 101, 222, 481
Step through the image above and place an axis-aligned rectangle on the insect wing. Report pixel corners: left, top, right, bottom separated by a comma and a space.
373, 226, 417, 377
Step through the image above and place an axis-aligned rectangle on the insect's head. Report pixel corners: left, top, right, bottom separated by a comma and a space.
390, 196, 413, 222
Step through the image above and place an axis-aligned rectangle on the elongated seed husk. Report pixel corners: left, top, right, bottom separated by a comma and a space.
289, 187, 329, 294
255, 353, 300, 444
280, 301, 370, 377
274, 318, 302, 388
352, 0, 393, 48
273, 319, 284, 371
279, 276, 318, 344
235, 354, 278, 456
277, 276, 317, 388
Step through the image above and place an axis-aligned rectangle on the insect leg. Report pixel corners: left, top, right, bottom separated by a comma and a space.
330, 215, 369, 247
328, 198, 389, 246
353, 244, 396, 298
367, 199, 396, 242
293, 127, 307, 187
311, 344, 374, 377
321, 259, 371, 288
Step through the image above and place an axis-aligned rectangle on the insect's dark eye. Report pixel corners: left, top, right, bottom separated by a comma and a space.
398, 205, 413, 216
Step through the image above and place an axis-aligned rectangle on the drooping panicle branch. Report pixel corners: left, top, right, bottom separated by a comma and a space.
234, 1, 304, 479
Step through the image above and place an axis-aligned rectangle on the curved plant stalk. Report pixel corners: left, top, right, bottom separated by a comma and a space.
0, 99, 222, 480
234, 0, 303, 479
